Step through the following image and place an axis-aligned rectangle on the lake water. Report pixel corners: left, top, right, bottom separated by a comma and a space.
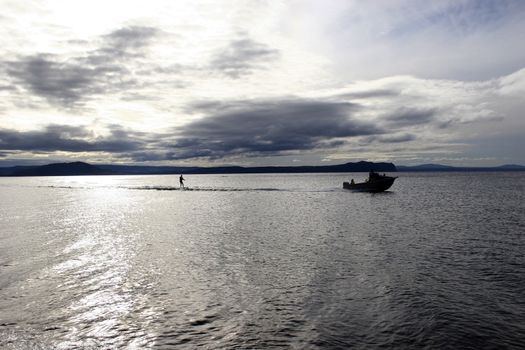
0, 172, 524, 349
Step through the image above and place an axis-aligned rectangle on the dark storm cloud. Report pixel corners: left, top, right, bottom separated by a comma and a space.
168, 99, 383, 159
210, 37, 279, 78
4, 26, 159, 107
383, 107, 438, 127
0, 124, 147, 153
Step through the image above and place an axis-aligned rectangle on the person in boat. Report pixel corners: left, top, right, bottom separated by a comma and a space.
351, 179, 355, 185
179, 174, 185, 188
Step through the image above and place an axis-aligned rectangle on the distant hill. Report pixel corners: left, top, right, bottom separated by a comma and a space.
7, 162, 115, 176
1, 161, 396, 176
2, 161, 524, 177
397, 164, 525, 171
0, 165, 34, 176
397, 163, 455, 170
97, 164, 200, 175
496, 164, 525, 170
99, 160, 397, 174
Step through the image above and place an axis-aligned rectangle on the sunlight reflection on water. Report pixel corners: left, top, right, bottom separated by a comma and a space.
43, 187, 157, 349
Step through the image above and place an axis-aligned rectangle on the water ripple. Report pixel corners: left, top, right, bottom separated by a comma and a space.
0, 173, 524, 349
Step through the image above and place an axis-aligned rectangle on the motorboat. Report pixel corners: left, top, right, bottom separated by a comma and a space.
343, 171, 397, 192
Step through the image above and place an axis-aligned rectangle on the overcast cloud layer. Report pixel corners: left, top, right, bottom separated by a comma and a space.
0, 0, 524, 166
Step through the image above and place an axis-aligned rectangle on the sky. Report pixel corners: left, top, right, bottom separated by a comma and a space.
0, 0, 524, 167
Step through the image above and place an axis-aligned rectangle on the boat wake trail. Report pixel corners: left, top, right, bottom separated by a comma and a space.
125, 186, 284, 192
39, 185, 287, 192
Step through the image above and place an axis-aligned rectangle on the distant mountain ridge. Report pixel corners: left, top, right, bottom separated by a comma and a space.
0, 161, 396, 176
398, 163, 455, 170
397, 164, 525, 171
1, 161, 524, 177
496, 164, 525, 169
100, 160, 397, 175
5, 162, 115, 176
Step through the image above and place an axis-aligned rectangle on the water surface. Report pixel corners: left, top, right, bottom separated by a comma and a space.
1, 173, 524, 349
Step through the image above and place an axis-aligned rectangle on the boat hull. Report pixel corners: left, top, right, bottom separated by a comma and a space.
343, 176, 397, 192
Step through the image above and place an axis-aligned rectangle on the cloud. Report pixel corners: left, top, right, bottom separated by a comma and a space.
311, 0, 525, 80
498, 67, 525, 95
3, 26, 159, 108
359, 132, 416, 145
210, 36, 279, 78
90, 26, 161, 63
103, 26, 159, 50
377, 133, 416, 143
0, 84, 17, 91
120, 151, 174, 162
0, 1, 524, 167
0, 123, 188, 163
383, 107, 438, 127
169, 98, 383, 159
6, 55, 114, 106
337, 89, 400, 99
0, 124, 147, 153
